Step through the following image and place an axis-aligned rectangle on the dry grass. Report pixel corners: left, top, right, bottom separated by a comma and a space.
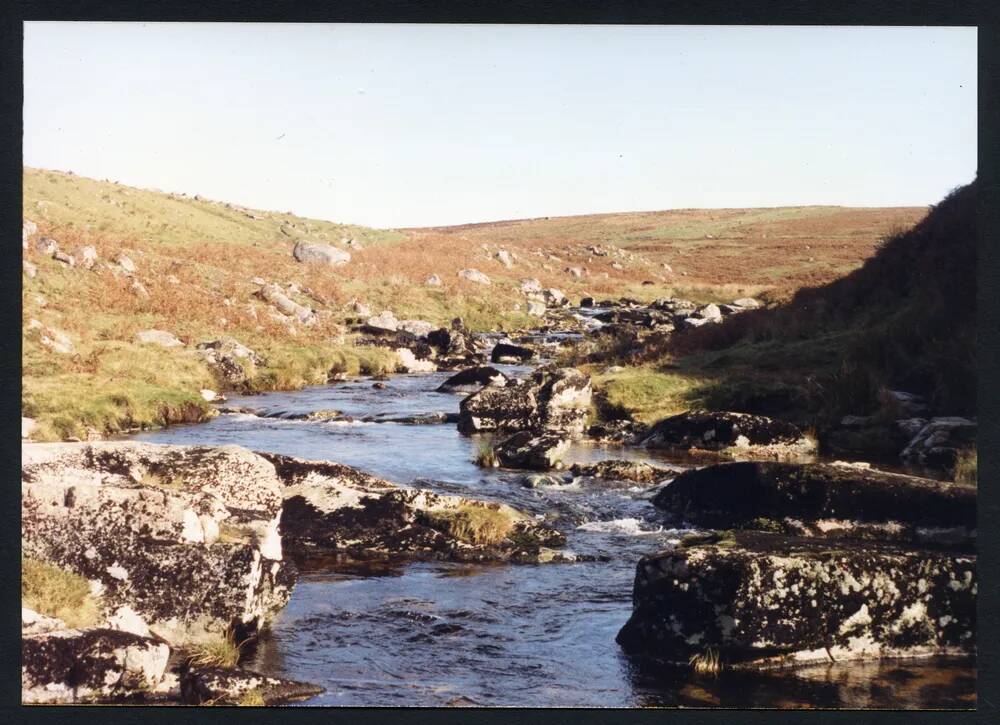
689, 646, 722, 676
473, 438, 499, 468
22, 557, 101, 629
425, 505, 515, 546
182, 629, 246, 669
954, 448, 977, 487
237, 688, 266, 707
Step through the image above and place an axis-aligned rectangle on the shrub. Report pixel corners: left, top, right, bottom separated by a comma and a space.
22, 557, 101, 628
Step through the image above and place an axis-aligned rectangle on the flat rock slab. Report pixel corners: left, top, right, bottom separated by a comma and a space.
641, 410, 814, 458
617, 533, 977, 669
652, 462, 976, 546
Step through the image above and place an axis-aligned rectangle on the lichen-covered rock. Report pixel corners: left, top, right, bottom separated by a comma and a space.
395, 347, 438, 373
641, 410, 814, 458
22, 627, 171, 704
180, 665, 323, 705
436, 366, 510, 393
652, 462, 976, 547
292, 240, 350, 267
135, 329, 185, 348
458, 367, 591, 436
493, 431, 570, 470
196, 338, 266, 389
262, 452, 565, 562
22, 442, 293, 645
257, 283, 315, 324
616, 533, 977, 669
570, 459, 679, 484
457, 268, 491, 285
490, 342, 535, 364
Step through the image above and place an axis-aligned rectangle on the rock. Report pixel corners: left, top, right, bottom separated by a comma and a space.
458, 268, 491, 285
23, 219, 38, 246
520, 278, 543, 294
695, 303, 722, 320
395, 347, 438, 373
397, 319, 436, 337
28, 321, 75, 354
543, 288, 569, 308
616, 532, 977, 669
611, 262, 623, 270
372, 381, 387, 390
22, 442, 294, 645
22, 627, 171, 704
436, 366, 510, 393
580, 296, 595, 307
180, 665, 323, 706
825, 418, 918, 459
23, 260, 38, 278
53, 250, 76, 267
363, 310, 399, 334
882, 389, 931, 417
292, 240, 350, 267
115, 253, 137, 275
80, 246, 99, 269
22, 607, 67, 636
495, 249, 514, 268
34, 236, 59, 255
135, 329, 184, 348
425, 274, 442, 286
458, 366, 591, 436
522, 473, 572, 488
586, 419, 649, 444
493, 431, 570, 470
641, 410, 814, 458
570, 460, 677, 484
731, 297, 761, 309
200, 389, 221, 402
197, 339, 266, 389
901, 417, 977, 471
22, 417, 38, 440
526, 300, 547, 317
566, 266, 584, 278
258, 283, 314, 324
490, 342, 535, 364
129, 279, 149, 299
261, 452, 565, 561
348, 299, 372, 317
652, 461, 976, 546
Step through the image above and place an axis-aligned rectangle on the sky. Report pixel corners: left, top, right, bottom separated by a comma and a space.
23, 23, 977, 228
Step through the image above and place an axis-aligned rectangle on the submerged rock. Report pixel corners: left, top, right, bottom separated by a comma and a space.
617, 532, 977, 669
641, 410, 814, 458
570, 459, 678, 484
652, 461, 976, 547
180, 665, 323, 706
490, 342, 535, 364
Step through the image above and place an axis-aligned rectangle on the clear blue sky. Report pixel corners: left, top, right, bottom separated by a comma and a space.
24, 23, 977, 228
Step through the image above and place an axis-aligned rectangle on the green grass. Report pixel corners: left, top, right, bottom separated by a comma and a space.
591, 365, 709, 424
425, 505, 516, 546
473, 439, 498, 468
22, 557, 101, 629
182, 630, 246, 669
954, 448, 977, 486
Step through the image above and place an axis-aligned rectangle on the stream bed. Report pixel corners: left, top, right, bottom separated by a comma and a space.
134, 366, 975, 708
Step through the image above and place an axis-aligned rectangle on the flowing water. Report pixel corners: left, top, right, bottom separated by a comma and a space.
134, 363, 975, 708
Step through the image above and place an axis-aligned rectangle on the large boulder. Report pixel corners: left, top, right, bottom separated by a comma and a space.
641, 410, 814, 458
901, 417, 977, 471
493, 431, 570, 471
363, 310, 399, 334
292, 241, 350, 267
257, 283, 314, 324
436, 366, 510, 394
617, 533, 977, 669
196, 338, 266, 389
457, 380, 538, 434
653, 461, 976, 547
261, 453, 565, 561
22, 442, 293, 645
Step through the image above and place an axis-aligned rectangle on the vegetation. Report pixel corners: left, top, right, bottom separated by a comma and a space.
22, 557, 101, 628
182, 629, 246, 669
689, 646, 722, 676
954, 448, 977, 487
473, 438, 498, 468
237, 688, 267, 707
425, 505, 515, 546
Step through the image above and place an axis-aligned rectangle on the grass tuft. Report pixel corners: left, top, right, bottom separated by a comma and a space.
473, 438, 498, 468
237, 688, 266, 707
954, 448, 977, 487
182, 629, 247, 669
22, 557, 101, 628
425, 505, 515, 546
689, 646, 722, 676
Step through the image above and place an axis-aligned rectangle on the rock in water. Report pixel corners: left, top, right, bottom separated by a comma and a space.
652, 461, 976, 547
458, 367, 591, 436
436, 366, 510, 393
616, 532, 977, 669
901, 417, 977, 472
490, 342, 535, 364
493, 431, 570, 470
21, 442, 294, 645
570, 459, 678, 484
641, 410, 814, 458
196, 338, 265, 389
292, 241, 350, 267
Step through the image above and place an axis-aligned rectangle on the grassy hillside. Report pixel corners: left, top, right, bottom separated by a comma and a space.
592, 181, 975, 426
22, 167, 927, 441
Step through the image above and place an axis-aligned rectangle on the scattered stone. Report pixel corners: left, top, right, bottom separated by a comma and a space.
258, 283, 314, 324
543, 288, 569, 308
348, 299, 372, 317
52, 250, 76, 267
901, 417, 977, 472
526, 300, 547, 317
129, 280, 149, 299
580, 296, 595, 307
493, 431, 570, 470
398, 319, 436, 337
200, 389, 221, 402
23, 219, 38, 247
425, 274, 442, 286
695, 303, 722, 320
496, 249, 514, 268
566, 266, 584, 278
28, 321, 75, 354
197, 339, 266, 389
22, 417, 38, 440
80, 246, 99, 269
458, 268, 491, 285
437, 366, 510, 393
115, 253, 137, 275
292, 240, 350, 267
731, 297, 761, 309
520, 278, 543, 294
135, 329, 184, 348
363, 310, 399, 334
34, 236, 59, 255
372, 382, 387, 390
395, 347, 438, 373
23, 260, 37, 278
